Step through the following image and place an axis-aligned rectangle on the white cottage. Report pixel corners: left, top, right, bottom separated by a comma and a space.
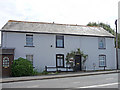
0, 20, 116, 72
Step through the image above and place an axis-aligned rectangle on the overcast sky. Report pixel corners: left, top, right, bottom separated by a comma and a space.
0, 0, 119, 43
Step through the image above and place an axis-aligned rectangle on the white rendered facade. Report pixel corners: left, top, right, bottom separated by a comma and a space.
1, 31, 116, 72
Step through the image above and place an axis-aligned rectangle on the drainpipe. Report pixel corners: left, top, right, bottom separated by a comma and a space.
115, 20, 119, 70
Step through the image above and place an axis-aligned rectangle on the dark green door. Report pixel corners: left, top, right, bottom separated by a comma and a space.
75, 55, 82, 71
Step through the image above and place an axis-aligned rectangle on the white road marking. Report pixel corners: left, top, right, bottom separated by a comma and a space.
77, 83, 118, 88
106, 78, 114, 80
73, 82, 80, 84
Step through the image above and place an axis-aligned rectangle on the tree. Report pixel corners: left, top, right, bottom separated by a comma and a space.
87, 22, 120, 48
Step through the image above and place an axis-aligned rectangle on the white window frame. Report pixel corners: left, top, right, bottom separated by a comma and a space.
26, 34, 33, 46
26, 55, 33, 65
56, 36, 64, 48
99, 55, 106, 67
98, 37, 106, 49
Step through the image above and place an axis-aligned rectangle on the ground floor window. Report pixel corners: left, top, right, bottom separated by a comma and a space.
56, 54, 64, 67
26, 55, 33, 64
99, 55, 106, 67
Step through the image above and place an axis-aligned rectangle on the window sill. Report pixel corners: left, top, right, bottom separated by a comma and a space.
99, 66, 106, 67
98, 48, 106, 49
56, 47, 64, 48
56, 66, 64, 68
24, 45, 35, 47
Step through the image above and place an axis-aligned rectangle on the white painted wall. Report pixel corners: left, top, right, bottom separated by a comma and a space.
2, 32, 116, 72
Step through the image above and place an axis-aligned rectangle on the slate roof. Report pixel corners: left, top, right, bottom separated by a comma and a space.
0, 20, 114, 38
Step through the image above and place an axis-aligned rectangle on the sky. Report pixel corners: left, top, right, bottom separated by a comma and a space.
0, 0, 119, 43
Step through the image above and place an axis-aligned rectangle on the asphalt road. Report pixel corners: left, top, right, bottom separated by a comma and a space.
2, 73, 119, 89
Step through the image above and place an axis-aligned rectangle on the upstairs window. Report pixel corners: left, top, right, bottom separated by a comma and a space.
98, 38, 106, 49
56, 36, 64, 48
99, 55, 106, 67
26, 34, 33, 46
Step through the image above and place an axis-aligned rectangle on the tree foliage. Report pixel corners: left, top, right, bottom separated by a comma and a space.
87, 22, 115, 35
87, 22, 120, 48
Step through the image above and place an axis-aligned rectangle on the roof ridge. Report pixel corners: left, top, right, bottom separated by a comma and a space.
8, 20, 100, 28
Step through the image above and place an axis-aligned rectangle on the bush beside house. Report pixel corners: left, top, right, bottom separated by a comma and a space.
11, 57, 56, 77
11, 57, 34, 77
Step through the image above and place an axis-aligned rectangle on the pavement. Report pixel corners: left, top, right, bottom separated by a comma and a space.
2, 73, 118, 88
0, 70, 119, 83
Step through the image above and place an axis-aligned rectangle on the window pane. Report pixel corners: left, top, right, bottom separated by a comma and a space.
57, 59, 63, 67
57, 59, 60, 66
102, 61, 105, 66
56, 36, 64, 48
56, 55, 64, 67
26, 55, 33, 64
26, 35, 33, 46
59, 59, 61, 66
99, 55, 106, 66
100, 61, 102, 66
99, 38, 105, 49
57, 39, 63, 47
3, 57, 9, 68
99, 41, 103, 48
61, 59, 63, 66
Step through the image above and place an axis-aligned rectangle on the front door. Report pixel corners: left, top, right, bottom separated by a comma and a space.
75, 55, 82, 71
2, 55, 14, 77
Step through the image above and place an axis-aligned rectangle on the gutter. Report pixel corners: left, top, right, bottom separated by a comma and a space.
0, 29, 115, 38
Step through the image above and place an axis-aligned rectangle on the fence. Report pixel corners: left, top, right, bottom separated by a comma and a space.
45, 66, 74, 72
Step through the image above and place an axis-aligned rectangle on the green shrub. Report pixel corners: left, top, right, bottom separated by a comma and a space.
41, 70, 49, 75
11, 57, 34, 77
32, 69, 39, 76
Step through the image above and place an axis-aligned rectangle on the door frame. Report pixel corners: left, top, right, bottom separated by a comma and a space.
0, 48, 14, 77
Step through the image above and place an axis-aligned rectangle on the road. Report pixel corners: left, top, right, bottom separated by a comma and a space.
2, 73, 119, 89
